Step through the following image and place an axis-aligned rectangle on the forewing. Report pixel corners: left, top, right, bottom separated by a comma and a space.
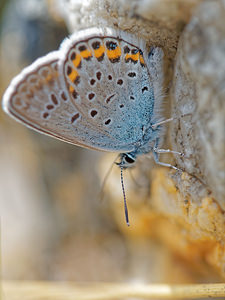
61, 28, 156, 152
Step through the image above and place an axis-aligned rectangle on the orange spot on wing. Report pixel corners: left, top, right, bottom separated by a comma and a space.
131, 53, 139, 61
44, 70, 58, 84
125, 52, 145, 66
139, 54, 145, 65
94, 45, 105, 58
107, 46, 121, 60
45, 74, 52, 82
14, 97, 22, 106
80, 49, 92, 59
68, 69, 79, 83
125, 53, 137, 63
72, 54, 81, 68
69, 85, 74, 93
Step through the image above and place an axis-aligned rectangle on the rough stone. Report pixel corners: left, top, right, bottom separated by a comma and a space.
171, 0, 225, 210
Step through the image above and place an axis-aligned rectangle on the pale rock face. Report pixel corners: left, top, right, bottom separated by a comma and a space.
171, 0, 225, 210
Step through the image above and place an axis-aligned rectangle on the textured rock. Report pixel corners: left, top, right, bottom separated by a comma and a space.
171, 0, 225, 210
150, 168, 225, 279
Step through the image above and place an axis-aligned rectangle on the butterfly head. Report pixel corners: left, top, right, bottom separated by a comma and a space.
116, 152, 136, 169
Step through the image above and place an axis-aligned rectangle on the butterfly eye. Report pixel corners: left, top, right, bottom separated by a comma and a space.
124, 154, 135, 164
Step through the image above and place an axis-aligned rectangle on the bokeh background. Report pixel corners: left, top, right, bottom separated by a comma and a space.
0, 0, 224, 286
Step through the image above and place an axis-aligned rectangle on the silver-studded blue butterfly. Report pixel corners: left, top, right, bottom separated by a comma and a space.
2, 27, 183, 225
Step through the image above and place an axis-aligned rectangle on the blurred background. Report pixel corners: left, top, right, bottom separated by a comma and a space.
0, 0, 224, 285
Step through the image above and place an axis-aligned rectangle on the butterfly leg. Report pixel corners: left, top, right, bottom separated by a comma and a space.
151, 118, 173, 129
151, 113, 192, 130
153, 151, 181, 171
152, 138, 182, 171
153, 147, 184, 157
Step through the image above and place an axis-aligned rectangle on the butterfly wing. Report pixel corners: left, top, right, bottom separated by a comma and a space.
3, 28, 161, 152
2, 52, 115, 150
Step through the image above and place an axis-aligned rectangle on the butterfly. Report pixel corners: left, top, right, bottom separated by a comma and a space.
2, 27, 182, 225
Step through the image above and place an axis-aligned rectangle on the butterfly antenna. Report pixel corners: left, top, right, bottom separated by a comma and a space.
120, 166, 130, 226
99, 154, 120, 202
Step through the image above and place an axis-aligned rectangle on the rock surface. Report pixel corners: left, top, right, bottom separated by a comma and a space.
171, 0, 225, 210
